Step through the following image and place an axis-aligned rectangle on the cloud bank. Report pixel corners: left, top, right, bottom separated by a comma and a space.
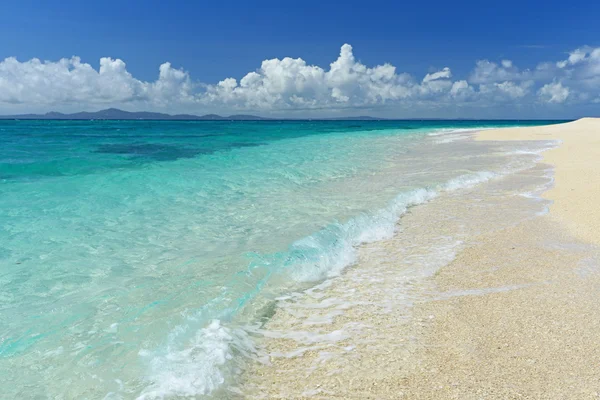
1, 44, 599, 117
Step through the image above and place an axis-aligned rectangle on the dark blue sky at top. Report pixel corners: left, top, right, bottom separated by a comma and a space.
1, 0, 598, 84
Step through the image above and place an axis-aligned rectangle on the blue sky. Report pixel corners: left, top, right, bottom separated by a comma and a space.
1, 0, 599, 118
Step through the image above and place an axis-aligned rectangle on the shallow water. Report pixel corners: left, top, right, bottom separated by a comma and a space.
244, 149, 558, 398
0, 120, 562, 398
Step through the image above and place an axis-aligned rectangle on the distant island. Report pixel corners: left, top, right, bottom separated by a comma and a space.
0, 108, 385, 121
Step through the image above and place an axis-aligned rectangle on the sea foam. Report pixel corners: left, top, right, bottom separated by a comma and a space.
137, 170, 503, 399
138, 320, 260, 399
286, 188, 437, 282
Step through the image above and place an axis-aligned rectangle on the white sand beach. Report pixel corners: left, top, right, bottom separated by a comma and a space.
245, 119, 600, 399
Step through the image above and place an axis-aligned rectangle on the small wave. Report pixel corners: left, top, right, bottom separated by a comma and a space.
443, 171, 496, 191
286, 188, 437, 282
433, 134, 470, 144
137, 320, 261, 399
503, 141, 560, 157
136, 170, 505, 399
427, 127, 498, 137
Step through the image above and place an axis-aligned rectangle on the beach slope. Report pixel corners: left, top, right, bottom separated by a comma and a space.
401, 118, 600, 399
245, 119, 600, 399
478, 118, 600, 245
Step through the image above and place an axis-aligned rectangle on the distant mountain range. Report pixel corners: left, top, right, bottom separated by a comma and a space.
0, 108, 385, 121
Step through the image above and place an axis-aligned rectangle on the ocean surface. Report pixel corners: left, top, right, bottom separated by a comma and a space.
0, 119, 564, 398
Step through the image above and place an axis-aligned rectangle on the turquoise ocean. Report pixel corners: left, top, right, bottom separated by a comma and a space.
0, 120, 563, 398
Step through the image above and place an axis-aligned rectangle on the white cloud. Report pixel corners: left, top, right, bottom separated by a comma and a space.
0, 56, 194, 108
468, 59, 528, 84
0, 43, 600, 116
538, 82, 570, 103
449, 80, 469, 95
448, 80, 476, 102
568, 48, 588, 66
148, 62, 194, 105
423, 67, 452, 83
203, 44, 420, 110
551, 46, 600, 98
494, 80, 534, 98
557, 47, 591, 69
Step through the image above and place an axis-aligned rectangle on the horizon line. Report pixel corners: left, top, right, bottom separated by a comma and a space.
0, 108, 576, 122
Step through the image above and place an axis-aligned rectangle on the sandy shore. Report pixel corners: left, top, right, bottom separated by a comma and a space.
244, 119, 600, 399
477, 118, 600, 245
399, 118, 600, 398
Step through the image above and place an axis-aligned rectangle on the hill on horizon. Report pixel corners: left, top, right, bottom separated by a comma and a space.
0, 108, 388, 121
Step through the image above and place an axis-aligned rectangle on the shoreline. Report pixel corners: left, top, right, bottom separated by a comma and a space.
243, 118, 600, 399
399, 118, 600, 398
476, 118, 600, 246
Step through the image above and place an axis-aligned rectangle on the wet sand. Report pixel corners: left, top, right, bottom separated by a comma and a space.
477, 118, 600, 245
243, 119, 600, 399
399, 119, 600, 399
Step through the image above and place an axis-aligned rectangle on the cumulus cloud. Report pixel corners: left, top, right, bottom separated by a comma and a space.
468, 59, 529, 84
423, 67, 452, 83
203, 44, 421, 109
557, 47, 591, 68
480, 80, 534, 99
538, 82, 570, 103
0, 43, 600, 116
0, 56, 193, 108
555, 47, 600, 89
149, 62, 194, 104
449, 80, 470, 96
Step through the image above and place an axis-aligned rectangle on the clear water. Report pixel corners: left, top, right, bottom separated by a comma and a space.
0, 119, 564, 398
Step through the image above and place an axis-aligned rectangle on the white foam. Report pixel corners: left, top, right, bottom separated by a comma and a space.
504, 140, 560, 156
279, 296, 358, 310
302, 310, 345, 325
434, 284, 534, 300
259, 328, 349, 344
136, 169, 509, 399
442, 171, 497, 191
287, 188, 438, 283
137, 320, 260, 400
434, 134, 470, 144
426, 127, 497, 137
518, 192, 537, 199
